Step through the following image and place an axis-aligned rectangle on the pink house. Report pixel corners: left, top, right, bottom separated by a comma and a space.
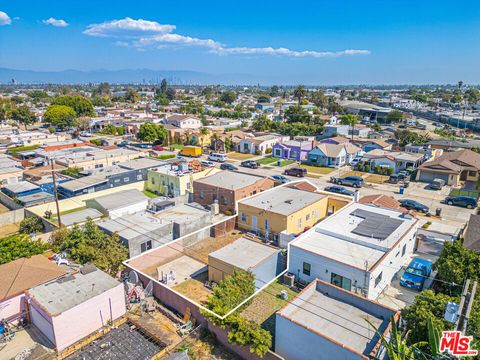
25, 265, 126, 352
0, 255, 66, 323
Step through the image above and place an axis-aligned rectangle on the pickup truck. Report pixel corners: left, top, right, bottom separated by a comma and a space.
330, 176, 364, 188
400, 258, 432, 291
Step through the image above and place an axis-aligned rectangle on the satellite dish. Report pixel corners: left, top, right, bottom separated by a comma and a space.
144, 280, 153, 297
129, 270, 139, 285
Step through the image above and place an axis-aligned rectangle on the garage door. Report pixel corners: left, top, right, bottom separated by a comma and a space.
418, 171, 449, 183
30, 306, 55, 346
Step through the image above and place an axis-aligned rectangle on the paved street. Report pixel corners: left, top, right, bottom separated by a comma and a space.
214, 154, 475, 229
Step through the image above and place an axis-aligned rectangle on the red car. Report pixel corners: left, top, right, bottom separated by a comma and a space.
153, 145, 166, 151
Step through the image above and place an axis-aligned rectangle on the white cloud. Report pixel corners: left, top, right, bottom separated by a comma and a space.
83, 17, 175, 38
0, 11, 12, 26
84, 17, 370, 58
42, 17, 69, 27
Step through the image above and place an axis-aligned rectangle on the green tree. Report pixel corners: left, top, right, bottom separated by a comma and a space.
466, 88, 480, 104
285, 105, 312, 124
52, 219, 128, 276
311, 89, 327, 109
160, 79, 168, 94
61, 167, 82, 178
92, 82, 111, 97
0, 97, 15, 120
293, 85, 306, 105
386, 109, 404, 123
116, 125, 125, 135
43, 104, 77, 128
201, 86, 214, 99
52, 95, 94, 117
125, 89, 139, 103
257, 95, 270, 103
220, 91, 237, 104
28, 90, 50, 102
165, 87, 176, 101
137, 123, 167, 143
19, 216, 44, 235
0, 234, 48, 265
12, 105, 36, 129
252, 115, 274, 131
341, 114, 359, 141
269, 85, 279, 97
394, 129, 430, 147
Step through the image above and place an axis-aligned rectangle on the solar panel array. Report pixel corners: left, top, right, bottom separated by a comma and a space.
350, 209, 403, 240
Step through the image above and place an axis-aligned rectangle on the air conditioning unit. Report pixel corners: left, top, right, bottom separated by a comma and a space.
210, 203, 219, 215
283, 273, 295, 287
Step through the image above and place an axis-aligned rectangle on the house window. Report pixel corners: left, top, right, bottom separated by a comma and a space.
402, 244, 406, 256
375, 272, 383, 287
241, 212, 247, 222
114, 179, 120, 183
306, 213, 310, 221
124, 177, 129, 182
200, 191, 205, 199
303, 262, 311, 276
222, 196, 228, 205
331, 273, 352, 291
140, 240, 152, 253
297, 217, 302, 230
151, 178, 155, 185
137, 175, 142, 180
274, 149, 282, 157
469, 171, 476, 177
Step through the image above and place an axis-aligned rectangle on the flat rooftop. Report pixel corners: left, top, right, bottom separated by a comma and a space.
27, 266, 120, 316
239, 187, 326, 216
290, 203, 416, 270
209, 237, 279, 270
60, 208, 103, 226
88, 188, 148, 211
278, 280, 390, 357
194, 170, 265, 190
154, 203, 209, 224
59, 174, 108, 192
118, 157, 165, 170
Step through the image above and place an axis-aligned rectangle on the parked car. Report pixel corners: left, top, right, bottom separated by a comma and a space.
444, 196, 477, 209
388, 173, 408, 184
284, 167, 307, 177
269, 175, 291, 184
398, 199, 429, 213
324, 186, 355, 196
350, 157, 361, 167
201, 160, 215, 167
220, 163, 238, 171
330, 176, 364, 188
400, 258, 432, 291
241, 160, 259, 169
153, 145, 166, 151
208, 153, 227, 162
430, 178, 446, 190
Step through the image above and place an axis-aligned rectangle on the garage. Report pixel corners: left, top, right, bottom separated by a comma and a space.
417, 170, 449, 184
30, 305, 55, 346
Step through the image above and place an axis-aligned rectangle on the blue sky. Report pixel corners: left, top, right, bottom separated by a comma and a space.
0, 0, 479, 84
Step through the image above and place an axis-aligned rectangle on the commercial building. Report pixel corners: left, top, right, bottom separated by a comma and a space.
237, 187, 334, 244
193, 171, 275, 214
26, 265, 126, 352
288, 203, 419, 300
275, 279, 397, 360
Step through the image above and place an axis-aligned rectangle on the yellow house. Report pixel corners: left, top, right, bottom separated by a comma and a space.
146, 163, 219, 197
238, 186, 347, 244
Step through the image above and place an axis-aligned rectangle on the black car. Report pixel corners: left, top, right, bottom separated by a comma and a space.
398, 199, 429, 213
445, 196, 477, 209
241, 160, 259, 169
220, 163, 238, 171
331, 176, 364, 188
284, 167, 307, 177
324, 186, 355, 196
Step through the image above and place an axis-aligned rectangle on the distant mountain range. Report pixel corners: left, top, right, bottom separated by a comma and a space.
0, 68, 271, 85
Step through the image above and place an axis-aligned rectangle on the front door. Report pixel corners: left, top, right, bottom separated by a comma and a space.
251, 215, 257, 232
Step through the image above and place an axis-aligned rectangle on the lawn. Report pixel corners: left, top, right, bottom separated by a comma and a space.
257, 156, 278, 165
227, 152, 255, 161
365, 174, 389, 184
300, 165, 335, 175
8, 145, 40, 155
241, 279, 298, 345
340, 170, 365, 178
278, 159, 296, 167
168, 144, 184, 150
60, 206, 87, 216
450, 189, 480, 199
142, 189, 158, 198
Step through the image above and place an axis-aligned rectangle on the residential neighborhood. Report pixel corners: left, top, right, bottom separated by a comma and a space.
1, 2, 480, 359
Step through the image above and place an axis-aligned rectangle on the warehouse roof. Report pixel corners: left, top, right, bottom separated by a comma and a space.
87, 189, 148, 211
209, 237, 279, 270
27, 265, 120, 316
240, 187, 326, 216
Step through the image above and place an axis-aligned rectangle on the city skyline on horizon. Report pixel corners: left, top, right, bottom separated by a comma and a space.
1, 1, 479, 84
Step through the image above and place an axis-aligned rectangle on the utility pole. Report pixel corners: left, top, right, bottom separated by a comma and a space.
51, 159, 62, 227
456, 279, 478, 334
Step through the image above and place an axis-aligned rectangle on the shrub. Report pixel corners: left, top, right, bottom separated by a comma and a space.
386, 167, 394, 175
373, 165, 380, 174
364, 164, 370, 173
265, 148, 272, 154
0, 234, 48, 264
19, 216, 44, 234
357, 163, 364, 172
255, 149, 262, 155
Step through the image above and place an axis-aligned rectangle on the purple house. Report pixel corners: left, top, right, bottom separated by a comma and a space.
272, 140, 313, 161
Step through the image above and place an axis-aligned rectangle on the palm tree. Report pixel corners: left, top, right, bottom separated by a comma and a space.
293, 85, 306, 105
341, 114, 358, 141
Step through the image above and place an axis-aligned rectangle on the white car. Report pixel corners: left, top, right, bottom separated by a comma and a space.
350, 157, 361, 166
201, 160, 215, 167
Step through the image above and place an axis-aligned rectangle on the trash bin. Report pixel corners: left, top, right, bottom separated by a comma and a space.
404, 181, 410, 188
399, 187, 404, 194
277, 159, 281, 167
436, 208, 442, 217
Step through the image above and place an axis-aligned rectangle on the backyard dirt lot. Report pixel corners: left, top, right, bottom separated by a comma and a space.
172, 271, 212, 305
183, 231, 244, 264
